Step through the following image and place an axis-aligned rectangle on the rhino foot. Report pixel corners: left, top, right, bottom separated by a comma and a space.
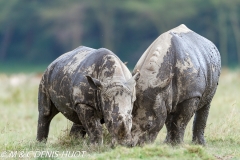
69, 123, 86, 138
192, 135, 206, 146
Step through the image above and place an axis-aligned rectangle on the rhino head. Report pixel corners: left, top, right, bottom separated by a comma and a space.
86, 72, 140, 146
131, 73, 173, 146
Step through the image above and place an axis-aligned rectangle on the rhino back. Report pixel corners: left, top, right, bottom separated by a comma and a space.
171, 31, 221, 107
133, 24, 221, 109
40, 46, 131, 119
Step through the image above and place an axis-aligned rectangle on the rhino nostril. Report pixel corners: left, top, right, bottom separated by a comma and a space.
132, 125, 136, 131
118, 115, 123, 121
146, 122, 152, 129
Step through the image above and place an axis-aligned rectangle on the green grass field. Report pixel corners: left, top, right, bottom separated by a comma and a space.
0, 68, 239, 160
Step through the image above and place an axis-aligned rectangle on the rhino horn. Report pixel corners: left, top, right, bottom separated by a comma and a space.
149, 73, 173, 89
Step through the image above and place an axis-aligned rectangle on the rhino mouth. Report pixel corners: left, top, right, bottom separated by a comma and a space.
116, 130, 132, 145
117, 138, 133, 147
131, 124, 159, 146
110, 135, 132, 148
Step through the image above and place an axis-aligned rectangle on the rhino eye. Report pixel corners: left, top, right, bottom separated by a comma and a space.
108, 120, 113, 128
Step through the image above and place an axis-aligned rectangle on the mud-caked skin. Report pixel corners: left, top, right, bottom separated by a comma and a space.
37, 46, 139, 146
131, 24, 221, 146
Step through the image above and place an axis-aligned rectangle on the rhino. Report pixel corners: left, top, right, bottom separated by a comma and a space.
131, 24, 221, 146
37, 46, 140, 146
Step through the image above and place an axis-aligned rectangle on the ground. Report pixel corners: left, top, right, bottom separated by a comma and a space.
0, 68, 239, 160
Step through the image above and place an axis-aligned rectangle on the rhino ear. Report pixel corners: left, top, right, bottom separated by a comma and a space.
133, 71, 140, 81
126, 71, 140, 87
149, 73, 173, 89
86, 75, 103, 90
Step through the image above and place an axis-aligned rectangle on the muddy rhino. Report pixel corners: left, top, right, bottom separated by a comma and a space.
37, 46, 139, 146
131, 24, 221, 146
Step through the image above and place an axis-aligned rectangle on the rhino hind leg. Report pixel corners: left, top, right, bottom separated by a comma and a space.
76, 104, 103, 144
37, 91, 59, 142
164, 98, 199, 145
192, 103, 210, 145
164, 114, 174, 144
70, 123, 86, 138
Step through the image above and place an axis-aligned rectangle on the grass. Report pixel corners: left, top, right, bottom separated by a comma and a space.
0, 68, 239, 159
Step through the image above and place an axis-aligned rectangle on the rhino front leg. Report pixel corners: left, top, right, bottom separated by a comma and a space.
70, 123, 86, 138
37, 90, 59, 142
165, 98, 199, 145
192, 104, 210, 145
76, 104, 103, 144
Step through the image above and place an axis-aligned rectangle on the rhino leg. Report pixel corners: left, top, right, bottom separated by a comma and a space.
70, 123, 86, 138
37, 90, 59, 142
192, 104, 210, 145
164, 98, 199, 145
76, 104, 103, 144
164, 114, 174, 144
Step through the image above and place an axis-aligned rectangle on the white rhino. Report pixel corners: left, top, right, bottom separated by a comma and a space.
131, 24, 221, 146
37, 46, 139, 146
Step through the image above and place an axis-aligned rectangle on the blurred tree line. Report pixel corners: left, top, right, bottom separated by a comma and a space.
0, 0, 240, 69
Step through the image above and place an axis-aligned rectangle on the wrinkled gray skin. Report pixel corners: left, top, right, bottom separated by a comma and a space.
37, 46, 139, 146
131, 24, 221, 146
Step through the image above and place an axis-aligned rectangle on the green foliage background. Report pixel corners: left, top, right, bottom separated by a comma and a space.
0, 0, 240, 72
